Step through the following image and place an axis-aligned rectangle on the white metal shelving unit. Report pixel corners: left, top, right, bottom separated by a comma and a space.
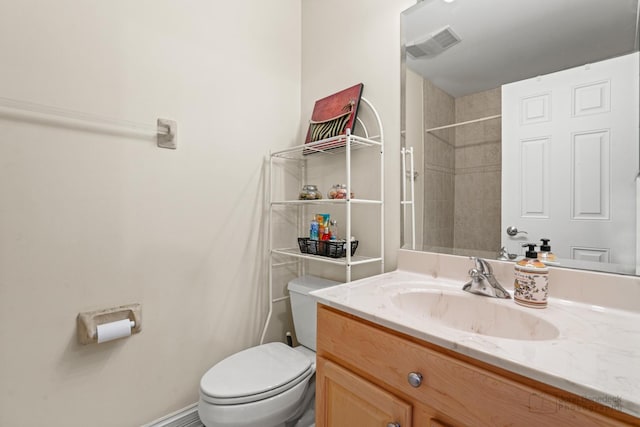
261, 98, 384, 343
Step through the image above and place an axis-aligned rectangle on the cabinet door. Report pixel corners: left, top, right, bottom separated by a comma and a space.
316, 356, 412, 427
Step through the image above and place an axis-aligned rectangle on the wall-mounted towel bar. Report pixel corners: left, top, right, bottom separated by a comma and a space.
0, 96, 177, 149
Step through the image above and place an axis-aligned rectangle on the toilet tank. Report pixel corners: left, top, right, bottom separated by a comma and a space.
288, 275, 339, 351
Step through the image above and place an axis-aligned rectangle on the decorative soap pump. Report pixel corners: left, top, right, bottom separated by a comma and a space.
513, 243, 549, 309
538, 238, 557, 263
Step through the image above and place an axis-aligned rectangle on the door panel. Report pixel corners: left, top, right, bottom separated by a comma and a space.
502, 52, 639, 266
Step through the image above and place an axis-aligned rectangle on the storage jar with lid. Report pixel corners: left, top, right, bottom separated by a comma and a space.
327, 184, 354, 199
299, 185, 322, 200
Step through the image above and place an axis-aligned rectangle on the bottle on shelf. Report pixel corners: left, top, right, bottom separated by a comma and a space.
316, 214, 330, 241
329, 220, 338, 241
310, 216, 319, 240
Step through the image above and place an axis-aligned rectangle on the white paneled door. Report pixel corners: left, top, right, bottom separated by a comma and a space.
502, 52, 639, 267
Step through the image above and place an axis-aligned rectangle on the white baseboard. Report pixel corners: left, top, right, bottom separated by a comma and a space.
141, 403, 203, 427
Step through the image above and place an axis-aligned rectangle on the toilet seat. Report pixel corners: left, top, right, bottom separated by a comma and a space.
200, 342, 313, 405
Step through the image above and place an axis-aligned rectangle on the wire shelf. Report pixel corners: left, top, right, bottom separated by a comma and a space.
270, 134, 381, 160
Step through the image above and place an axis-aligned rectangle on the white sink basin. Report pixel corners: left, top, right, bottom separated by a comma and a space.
390, 290, 560, 341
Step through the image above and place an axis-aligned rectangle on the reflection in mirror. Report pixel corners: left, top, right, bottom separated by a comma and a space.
401, 0, 640, 275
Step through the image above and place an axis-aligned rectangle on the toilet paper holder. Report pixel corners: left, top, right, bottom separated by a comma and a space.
77, 303, 142, 345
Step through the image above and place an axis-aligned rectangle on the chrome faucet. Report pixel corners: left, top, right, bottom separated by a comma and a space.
463, 257, 511, 299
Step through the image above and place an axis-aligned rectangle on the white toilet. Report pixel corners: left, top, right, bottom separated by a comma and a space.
198, 275, 338, 427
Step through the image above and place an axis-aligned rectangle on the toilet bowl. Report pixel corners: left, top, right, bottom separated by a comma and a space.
198, 275, 339, 427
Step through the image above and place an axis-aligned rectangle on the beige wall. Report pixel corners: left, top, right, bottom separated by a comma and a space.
0, 0, 415, 424
301, 0, 416, 274
9, 2, 628, 425
0, 1, 301, 426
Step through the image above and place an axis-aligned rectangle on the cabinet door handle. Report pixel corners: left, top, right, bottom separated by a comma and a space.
407, 371, 423, 387
387, 423, 401, 427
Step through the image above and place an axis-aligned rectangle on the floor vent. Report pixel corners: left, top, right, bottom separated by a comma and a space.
142, 403, 203, 427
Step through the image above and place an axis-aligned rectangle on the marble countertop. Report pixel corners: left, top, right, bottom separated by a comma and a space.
311, 270, 640, 418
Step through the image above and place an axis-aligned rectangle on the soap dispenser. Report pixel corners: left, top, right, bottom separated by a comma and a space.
538, 238, 557, 263
514, 243, 549, 309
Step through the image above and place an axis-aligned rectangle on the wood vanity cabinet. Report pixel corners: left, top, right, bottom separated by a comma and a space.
315, 305, 638, 427
317, 358, 412, 427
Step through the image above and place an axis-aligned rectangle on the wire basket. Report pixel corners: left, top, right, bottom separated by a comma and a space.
297, 238, 359, 258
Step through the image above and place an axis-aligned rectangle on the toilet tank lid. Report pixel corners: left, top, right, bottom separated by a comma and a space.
288, 275, 340, 294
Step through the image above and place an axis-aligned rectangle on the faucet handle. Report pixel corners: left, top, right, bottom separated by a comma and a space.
469, 257, 493, 275
468, 267, 479, 278
479, 258, 493, 275
468, 268, 488, 284
465, 258, 511, 299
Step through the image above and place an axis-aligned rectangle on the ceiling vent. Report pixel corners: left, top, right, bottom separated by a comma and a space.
406, 26, 461, 58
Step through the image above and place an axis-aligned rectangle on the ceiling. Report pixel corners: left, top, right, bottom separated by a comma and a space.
403, 0, 640, 97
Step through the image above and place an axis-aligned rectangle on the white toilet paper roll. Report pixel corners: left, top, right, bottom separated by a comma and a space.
97, 319, 134, 343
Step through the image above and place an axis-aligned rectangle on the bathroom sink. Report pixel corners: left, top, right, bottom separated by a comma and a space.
390, 290, 560, 341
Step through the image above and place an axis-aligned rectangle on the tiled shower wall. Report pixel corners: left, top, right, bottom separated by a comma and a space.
423, 79, 455, 249
422, 80, 501, 254
453, 88, 502, 253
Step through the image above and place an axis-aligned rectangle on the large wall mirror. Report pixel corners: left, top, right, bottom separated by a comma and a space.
401, 0, 640, 275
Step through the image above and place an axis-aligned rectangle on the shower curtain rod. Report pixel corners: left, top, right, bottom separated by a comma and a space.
424, 114, 501, 133
0, 95, 177, 149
